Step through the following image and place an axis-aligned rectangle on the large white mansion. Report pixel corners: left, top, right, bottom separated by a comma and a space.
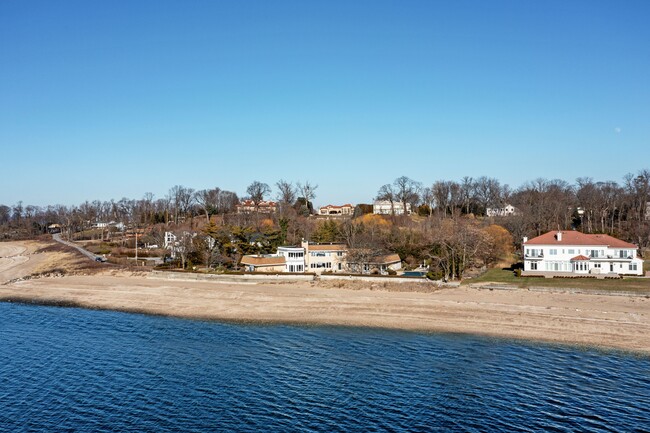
522, 230, 644, 277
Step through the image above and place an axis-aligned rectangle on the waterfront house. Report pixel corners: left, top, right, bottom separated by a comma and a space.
522, 230, 644, 277
240, 255, 286, 272
346, 253, 402, 275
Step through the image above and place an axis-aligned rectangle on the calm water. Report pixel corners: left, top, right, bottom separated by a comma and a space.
1, 303, 649, 432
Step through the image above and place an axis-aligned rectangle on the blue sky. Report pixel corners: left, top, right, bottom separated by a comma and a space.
1, 0, 649, 207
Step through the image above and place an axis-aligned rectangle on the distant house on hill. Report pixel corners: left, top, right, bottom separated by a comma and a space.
236, 200, 277, 214
373, 200, 411, 216
522, 230, 643, 277
486, 204, 517, 217
319, 204, 354, 216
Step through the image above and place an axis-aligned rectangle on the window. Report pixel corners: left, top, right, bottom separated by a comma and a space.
530, 262, 537, 270
549, 249, 557, 255
629, 263, 637, 271
568, 249, 575, 254
594, 263, 601, 268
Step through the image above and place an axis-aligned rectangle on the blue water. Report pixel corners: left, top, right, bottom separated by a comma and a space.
1, 303, 649, 432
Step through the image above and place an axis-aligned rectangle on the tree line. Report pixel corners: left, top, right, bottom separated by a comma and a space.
1, 171, 648, 280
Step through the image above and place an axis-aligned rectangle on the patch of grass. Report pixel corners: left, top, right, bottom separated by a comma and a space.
465, 267, 650, 292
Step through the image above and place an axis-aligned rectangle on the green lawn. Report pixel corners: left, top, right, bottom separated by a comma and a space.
464, 267, 650, 293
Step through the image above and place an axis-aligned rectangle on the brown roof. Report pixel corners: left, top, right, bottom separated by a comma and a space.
570, 255, 590, 261
308, 244, 347, 251
524, 231, 637, 248
320, 204, 353, 209
240, 255, 285, 266
368, 253, 401, 265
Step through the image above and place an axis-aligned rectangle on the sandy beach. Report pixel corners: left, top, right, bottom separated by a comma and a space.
1, 240, 649, 354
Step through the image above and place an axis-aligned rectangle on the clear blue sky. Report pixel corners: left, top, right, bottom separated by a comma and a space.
1, 0, 649, 207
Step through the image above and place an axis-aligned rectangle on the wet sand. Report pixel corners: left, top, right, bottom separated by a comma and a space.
1, 241, 649, 354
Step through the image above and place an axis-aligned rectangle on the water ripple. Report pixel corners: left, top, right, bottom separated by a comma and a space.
1, 303, 649, 432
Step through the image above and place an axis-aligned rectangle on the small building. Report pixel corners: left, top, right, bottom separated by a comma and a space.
240, 255, 286, 272
522, 230, 644, 277
486, 204, 517, 217
236, 200, 277, 214
319, 204, 354, 216
347, 253, 402, 275
373, 200, 411, 215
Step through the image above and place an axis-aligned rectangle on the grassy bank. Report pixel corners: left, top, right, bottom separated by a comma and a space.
466, 268, 650, 293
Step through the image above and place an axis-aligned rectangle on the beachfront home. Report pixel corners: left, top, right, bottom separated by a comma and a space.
486, 204, 517, 217
347, 253, 402, 275
240, 241, 353, 274
522, 230, 644, 277
240, 255, 287, 272
372, 200, 412, 216
319, 204, 354, 216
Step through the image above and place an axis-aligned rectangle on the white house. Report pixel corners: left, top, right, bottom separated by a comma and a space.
522, 230, 644, 277
373, 200, 412, 215
277, 245, 306, 273
486, 204, 517, 217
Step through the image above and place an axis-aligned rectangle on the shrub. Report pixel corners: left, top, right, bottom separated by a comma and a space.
426, 270, 444, 280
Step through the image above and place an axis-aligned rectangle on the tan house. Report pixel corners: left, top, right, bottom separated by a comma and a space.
240, 255, 286, 272
236, 200, 278, 214
347, 252, 402, 275
319, 204, 354, 216
306, 243, 347, 273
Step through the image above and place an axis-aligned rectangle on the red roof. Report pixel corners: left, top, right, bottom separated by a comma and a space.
570, 255, 590, 261
524, 231, 637, 248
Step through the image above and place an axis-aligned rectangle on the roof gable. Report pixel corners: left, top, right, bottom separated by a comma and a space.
524, 231, 637, 248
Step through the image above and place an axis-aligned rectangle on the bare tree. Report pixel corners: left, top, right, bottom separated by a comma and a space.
246, 181, 271, 212
376, 184, 396, 215
276, 179, 296, 213
195, 188, 221, 223
297, 181, 318, 215
168, 185, 195, 224
393, 176, 421, 216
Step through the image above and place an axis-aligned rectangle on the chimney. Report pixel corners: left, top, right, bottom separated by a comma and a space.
523, 236, 528, 244
556, 231, 562, 241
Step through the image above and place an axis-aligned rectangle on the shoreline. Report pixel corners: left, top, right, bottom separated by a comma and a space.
1, 240, 649, 355
2, 294, 648, 359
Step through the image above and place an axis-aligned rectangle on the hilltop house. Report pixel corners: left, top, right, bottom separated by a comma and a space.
373, 200, 412, 216
486, 204, 517, 217
236, 200, 278, 214
319, 204, 354, 216
522, 230, 644, 277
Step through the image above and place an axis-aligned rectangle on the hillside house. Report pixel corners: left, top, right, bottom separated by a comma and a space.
319, 204, 354, 216
236, 200, 278, 214
373, 200, 412, 216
